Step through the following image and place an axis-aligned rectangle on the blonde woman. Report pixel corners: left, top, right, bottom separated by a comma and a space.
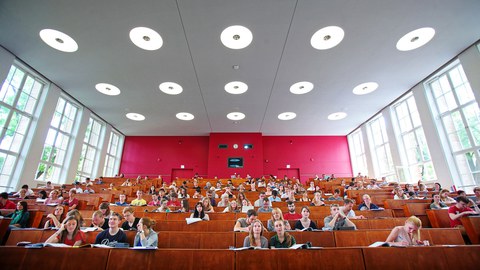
243, 219, 269, 248
134, 217, 158, 247
202, 197, 214, 213
386, 216, 429, 246
311, 191, 325, 206
267, 208, 291, 232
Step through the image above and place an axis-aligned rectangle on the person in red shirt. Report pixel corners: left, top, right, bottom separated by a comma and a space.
167, 193, 181, 208
448, 196, 480, 243
45, 215, 86, 246
0, 192, 16, 210
283, 201, 302, 220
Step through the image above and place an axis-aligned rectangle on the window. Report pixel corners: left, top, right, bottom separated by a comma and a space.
392, 93, 436, 182
348, 129, 368, 176
0, 65, 44, 191
366, 114, 395, 179
103, 130, 123, 177
77, 117, 104, 181
428, 63, 480, 190
36, 97, 79, 184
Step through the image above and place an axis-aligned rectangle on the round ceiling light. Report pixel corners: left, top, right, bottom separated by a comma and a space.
159, 82, 183, 95
227, 112, 245, 121
126, 113, 145, 121
129, 27, 163, 51
95, 83, 121, 96
39, 29, 78, 52
220, 25, 253, 49
278, 112, 297, 121
311, 26, 345, 50
352, 82, 379, 95
176, 112, 194, 121
327, 112, 347, 121
290, 81, 314, 95
396, 27, 435, 51
224, 81, 248, 94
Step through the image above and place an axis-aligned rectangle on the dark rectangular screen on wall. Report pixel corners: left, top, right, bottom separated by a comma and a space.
218, 144, 228, 149
228, 157, 243, 168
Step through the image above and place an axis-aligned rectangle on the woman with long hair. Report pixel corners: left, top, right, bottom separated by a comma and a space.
190, 202, 210, 221
270, 219, 296, 248
386, 216, 429, 246
8, 201, 30, 228
243, 219, 268, 248
44, 205, 65, 228
134, 217, 158, 247
46, 216, 86, 246
267, 208, 291, 232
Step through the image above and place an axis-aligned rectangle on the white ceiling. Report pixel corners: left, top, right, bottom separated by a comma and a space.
1, 0, 479, 136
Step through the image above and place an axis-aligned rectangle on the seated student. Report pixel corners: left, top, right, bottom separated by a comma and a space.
243, 219, 269, 248
448, 196, 480, 242
0, 192, 16, 210
416, 184, 429, 198
217, 193, 230, 207
7, 201, 30, 228
471, 186, 480, 206
130, 190, 147, 206
63, 189, 79, 210
270, 220, 296, 248
257, 198, 273, 213
38, 190, 48, 200
283, 201, 302, 220
385, 216, 429, 246
156, 199, 171, 213
84, 177, 93, 187
70, 182, 83, 194
66, 209, 85, 227
327, 189, 343, 201
202, 197, 214, 213
121, 178, 132, 187
115, 194, 129, 206
310, 191, 325, 206
299, 191, 310, 202
254, 192, 271, 207
95, 212, 128, 247
190, 202, 209, 220
45, 216, 86, 246
267, 208, 291, 232
394, 187, 408, 200
148, 185, 156, 195
366, 179, 380, 190
223, 200, 241, 213
134, 217, 158, 247
148, 194, 161, 206
44, 205, 65, 229
83, 186, 95, 194
340, 199, 365, 219
99, 202, 112, 219
178, 187, 190, 199
440, 189, 456, 204
430, 193, 447, 209
323, 204, 357, 231
307, 181, 316, 191
122, 206, 140, 231
13, 184, 34, 197
358, 194, 380, 211
294, 206, 318, 230
44, 190, 63, 205
234, 209, 258, 232
167, 192, 181, 208
90, 210, 109, 231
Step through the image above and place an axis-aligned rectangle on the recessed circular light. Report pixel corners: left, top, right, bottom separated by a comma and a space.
95, 83, 121, 96
278, 112, 296, 121
352, 82, 379, 95
225, 81, 248, 94
396, 27, 435, 51
126, 113, 145, 121
220, 25, 253, 49
176, 112, 194, 121
129, 27, 163, 51
290, 81, 314, 95
311, 26, 344, 50
159, 82, 183, 95
328, 112, 347, 120
39, 29, 78, 52
227, 112, 245, 121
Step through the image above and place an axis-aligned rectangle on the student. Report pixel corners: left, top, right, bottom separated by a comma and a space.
358, 194, 379, 211
257, 198, 273, 213
234, 209, 258, 232
294, 206, 318, 230
430, 193, 447, 209
254, 192, 271, 207
190, 202, 210, 221
121, 207, 140, 231
7, 201, 30, 228
148, 194, 161, 206
44, 205, 65, 228
267, 208, 291, 232
130, 190, 147, 206
323, 204, 357, 231
99, 202, 111, 219
386, 216, 429, 246
327, 189, 343, 201
243, 219, 269, 248
44, 190, 63, 205
134, 217, 158, 247
0, 192, 16, 210
90, 210, 109, 231
13, 184, 34, 197
45, 216, 86, 246
310, 191, 325, 206
270, 220, 296, 248
283, 201, 302, 220
340, 199, 365, 219
448, 196, 480, 242
223, 200, 241, 213
63, 189, 79, 210
94, 212, 128, 247
115, 194, 129, 206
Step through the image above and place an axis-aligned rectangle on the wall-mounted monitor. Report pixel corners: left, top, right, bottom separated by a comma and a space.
228, 157, 243, 168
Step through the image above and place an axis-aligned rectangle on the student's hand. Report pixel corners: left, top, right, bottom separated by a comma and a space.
47, 213, 55, 219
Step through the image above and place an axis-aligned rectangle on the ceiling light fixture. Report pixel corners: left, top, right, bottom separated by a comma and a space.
396, 27, 435, 51
290, 81, 314, 94
95, 83, 121, 96
327, 112, 347, 120
311, 26, 344, 50
39, 29, 78, 52
176, 112, 194, 121
126, 113, 145, 121
159, 82, 183, 95
225, 81, 248, 94
227, 112, 245, 121
220, 25, 253, 49
352, 82, 379, 95
278, 112, 296, 121
129, 27, 163, 51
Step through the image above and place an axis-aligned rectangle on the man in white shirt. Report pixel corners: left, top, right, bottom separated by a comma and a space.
254, 192, 272, 207
70, 182, 83, 194
340, 199, 365, 219
13, 185, 34, 197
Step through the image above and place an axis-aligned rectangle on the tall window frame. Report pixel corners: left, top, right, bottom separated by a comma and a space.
427, 62, 480, 190
103, 130, 123, 177
76, 117, 104, 181
366, 114, 395, 179
0, 64, 45, 191
348, 129, 368, 176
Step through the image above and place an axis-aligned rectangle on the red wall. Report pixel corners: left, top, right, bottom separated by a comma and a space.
119, 134, 352, 183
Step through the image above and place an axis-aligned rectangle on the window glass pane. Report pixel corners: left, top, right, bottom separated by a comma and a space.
462, 104, 480, 146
